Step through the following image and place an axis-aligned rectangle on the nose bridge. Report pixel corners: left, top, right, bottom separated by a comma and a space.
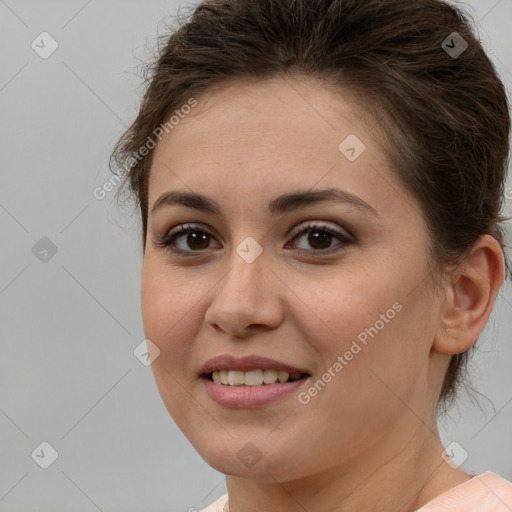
205, 237, 284, 334
221, 240, 267, 304
222, 219, 268, 288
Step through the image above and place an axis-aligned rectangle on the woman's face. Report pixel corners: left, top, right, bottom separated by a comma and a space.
141, 76, 448, 481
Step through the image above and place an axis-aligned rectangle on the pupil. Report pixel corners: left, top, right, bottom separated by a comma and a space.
188, 232, 210, 250
308, 230, 331, 250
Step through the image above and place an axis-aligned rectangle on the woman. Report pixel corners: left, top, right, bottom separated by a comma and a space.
110, 0, 512, 510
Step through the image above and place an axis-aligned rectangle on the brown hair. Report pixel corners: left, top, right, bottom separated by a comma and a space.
109, 0, 511, 413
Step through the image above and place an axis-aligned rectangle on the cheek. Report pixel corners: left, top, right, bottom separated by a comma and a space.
140, 258, 208, 388
141, 257, 201, 340
140, 260, 208, 428
296, 261, 430, 409
296, 263, 402, 355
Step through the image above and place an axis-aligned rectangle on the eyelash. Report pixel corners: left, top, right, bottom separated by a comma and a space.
153, 221, 354, 257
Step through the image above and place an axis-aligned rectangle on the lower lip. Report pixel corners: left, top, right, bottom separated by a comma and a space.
201, 376, 310, 409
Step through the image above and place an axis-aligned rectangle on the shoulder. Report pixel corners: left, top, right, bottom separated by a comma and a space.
418, 471, 512, 511
198, 493, 228, 512
473, 472, 512, 509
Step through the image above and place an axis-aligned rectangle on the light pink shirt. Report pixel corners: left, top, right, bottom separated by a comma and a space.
200, 471, 512, 512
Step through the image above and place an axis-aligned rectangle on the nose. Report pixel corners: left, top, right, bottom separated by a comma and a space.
204, 250, 285, 338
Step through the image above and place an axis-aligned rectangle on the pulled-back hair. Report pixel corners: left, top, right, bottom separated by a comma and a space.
109, 0, 511, 412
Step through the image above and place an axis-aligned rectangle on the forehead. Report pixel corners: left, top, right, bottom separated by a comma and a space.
152, 75, 368, 156
146, 75, 408, 221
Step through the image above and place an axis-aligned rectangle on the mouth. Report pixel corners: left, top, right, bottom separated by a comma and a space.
198, 355, 312, 408
200, 371, 312, 409
203, 369, 310, 386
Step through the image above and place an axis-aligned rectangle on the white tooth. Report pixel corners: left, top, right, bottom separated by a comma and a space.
244, 369, 264, 386
227, 371, 245, 386
277, 371, 289, 383
262, 369, 278, 384
219, 369, 294, 386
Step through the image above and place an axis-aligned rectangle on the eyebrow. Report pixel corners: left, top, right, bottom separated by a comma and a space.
150, 188, 379, 217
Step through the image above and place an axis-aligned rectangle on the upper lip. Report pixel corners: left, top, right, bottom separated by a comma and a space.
199, 355, 310, 376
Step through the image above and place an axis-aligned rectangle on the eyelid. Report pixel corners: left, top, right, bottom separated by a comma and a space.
287, 220, 354, 242
164, 219, 354, 242
157, 222, 221, 253
167, 222, 215, 239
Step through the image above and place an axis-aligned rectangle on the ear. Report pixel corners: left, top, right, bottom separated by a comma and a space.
432, 234, 506, 355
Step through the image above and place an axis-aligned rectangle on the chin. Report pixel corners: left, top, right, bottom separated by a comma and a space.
192, 435, 310, 483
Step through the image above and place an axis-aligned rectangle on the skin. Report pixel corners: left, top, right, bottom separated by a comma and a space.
140, 74, 505, 512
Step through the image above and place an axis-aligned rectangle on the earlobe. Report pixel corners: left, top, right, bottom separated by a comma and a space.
432, 234, 505, 356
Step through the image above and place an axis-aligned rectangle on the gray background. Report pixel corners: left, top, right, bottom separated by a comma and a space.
1, 1, 511, 511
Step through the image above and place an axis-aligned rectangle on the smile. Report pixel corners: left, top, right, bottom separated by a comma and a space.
209, 369, 306, 386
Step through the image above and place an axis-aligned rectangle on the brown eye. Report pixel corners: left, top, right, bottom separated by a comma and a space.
305, 230, 334, 250
153, 224, 220, 255
287, 222, 353, 254
182, 230, 211, 251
